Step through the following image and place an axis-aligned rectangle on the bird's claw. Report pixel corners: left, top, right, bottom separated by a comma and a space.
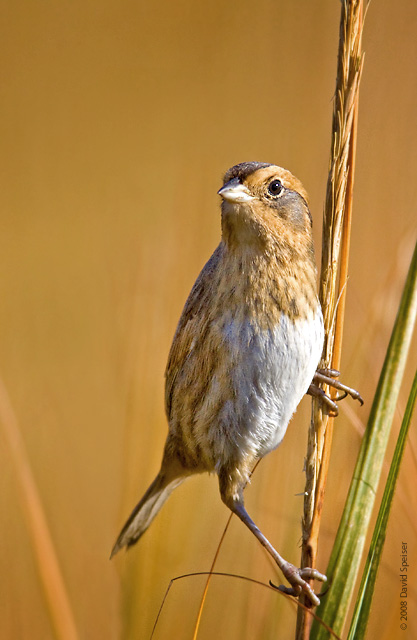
308, 368, 363, 416
269, 564, 327, 607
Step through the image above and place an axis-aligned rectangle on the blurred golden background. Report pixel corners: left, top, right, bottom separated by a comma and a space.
1, 1, 416, 639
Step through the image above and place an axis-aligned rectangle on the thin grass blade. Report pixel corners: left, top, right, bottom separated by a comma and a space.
311, 238, 417, 639
346, 367, 417, 639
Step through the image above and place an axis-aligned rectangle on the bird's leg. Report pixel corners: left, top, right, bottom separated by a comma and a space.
307, 367, 363, 416
220, 486, 326, 606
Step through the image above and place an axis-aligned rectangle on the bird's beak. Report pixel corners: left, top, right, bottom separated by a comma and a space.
217, 178, 254, 203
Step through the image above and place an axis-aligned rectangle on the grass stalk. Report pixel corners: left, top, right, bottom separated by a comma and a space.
0, 377, 79, 640
296, 1, 364, 637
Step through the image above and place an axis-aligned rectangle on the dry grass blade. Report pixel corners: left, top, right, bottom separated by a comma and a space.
296, 1, 365, 638
0, 377, 79, 640
151, 571, 342, 640
190, 459, 261, 639
191, 513, 233, 640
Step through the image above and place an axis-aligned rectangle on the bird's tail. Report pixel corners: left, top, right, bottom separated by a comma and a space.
110, 470, 185, 558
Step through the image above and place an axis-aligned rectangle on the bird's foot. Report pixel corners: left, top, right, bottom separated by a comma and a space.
308, 368, 363, 416
270, 561, 327, 607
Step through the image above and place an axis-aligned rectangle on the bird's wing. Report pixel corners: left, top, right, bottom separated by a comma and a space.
164, 244, 222, 421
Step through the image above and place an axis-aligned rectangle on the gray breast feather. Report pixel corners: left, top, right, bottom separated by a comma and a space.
213, 308, 324, 461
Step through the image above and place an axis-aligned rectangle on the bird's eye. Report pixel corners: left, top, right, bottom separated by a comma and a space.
267, 179, 283, 197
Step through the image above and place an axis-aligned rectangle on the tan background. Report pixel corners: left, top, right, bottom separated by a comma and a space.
1, 1, 416, 639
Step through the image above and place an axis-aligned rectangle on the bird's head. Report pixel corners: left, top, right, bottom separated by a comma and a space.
218, 162, 313, 256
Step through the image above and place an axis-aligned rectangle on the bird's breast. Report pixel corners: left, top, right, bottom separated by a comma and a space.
215, 304, 324, 457
166, 245, 324, 471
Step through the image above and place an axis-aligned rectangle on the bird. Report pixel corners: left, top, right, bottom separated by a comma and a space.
111, 161, 362, 606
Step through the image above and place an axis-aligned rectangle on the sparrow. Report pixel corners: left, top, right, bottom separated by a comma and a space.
111, 161, 362, 606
